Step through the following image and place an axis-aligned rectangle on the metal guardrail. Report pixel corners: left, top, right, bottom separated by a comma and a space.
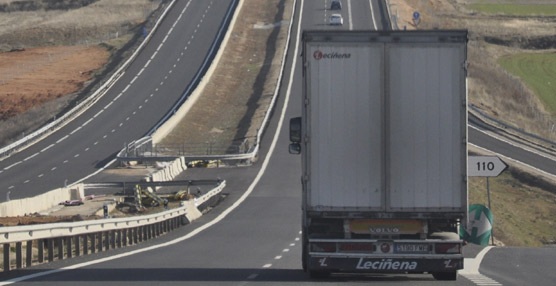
469, 104, 556, 148
0, 0, 179, 161
0, 180, 225, 272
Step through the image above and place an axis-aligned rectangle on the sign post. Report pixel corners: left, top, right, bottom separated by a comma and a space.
468, 156, 508, 245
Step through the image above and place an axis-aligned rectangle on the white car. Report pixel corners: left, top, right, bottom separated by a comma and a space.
330, 14, 343, 25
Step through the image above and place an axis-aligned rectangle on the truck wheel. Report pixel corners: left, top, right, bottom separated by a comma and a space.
309, 270, 330, 279
432, 271, 457, 281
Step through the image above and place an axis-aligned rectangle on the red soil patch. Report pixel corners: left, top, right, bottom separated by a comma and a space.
0, 45, 109, 120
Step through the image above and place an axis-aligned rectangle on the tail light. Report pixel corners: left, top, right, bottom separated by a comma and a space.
435, 243, 461, 254
311, 242, 336, 252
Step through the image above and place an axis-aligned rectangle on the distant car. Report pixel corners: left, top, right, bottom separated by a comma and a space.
59, 200, 84, 206
330, 14, 343, 25
331, 0, 342, 10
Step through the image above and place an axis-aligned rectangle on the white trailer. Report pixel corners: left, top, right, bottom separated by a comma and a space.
289, 30, 468, 280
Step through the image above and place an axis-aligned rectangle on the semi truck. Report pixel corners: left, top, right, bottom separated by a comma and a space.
289, 30, 468, 280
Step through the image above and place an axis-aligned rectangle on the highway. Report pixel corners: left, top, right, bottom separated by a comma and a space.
1, 0, 556, 285
0, 0, 238, 201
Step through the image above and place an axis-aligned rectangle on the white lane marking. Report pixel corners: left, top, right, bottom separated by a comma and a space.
94, 141, 99, 145
126, 117, 130, 121
24, 153, 39, 161
247, 274, 258, 280
0, 1, 296, 284
368, 0, 378, 30
157, 43, 163, 51
63, 160, 68, 164
38, 174, 44, 178
122, 85, 130, 93
82, 118, 94, 127
104, 102, 113, 110
70, 127, 82, 135
119, 123, 123, 127
150, 94, 154, 97
130, 76, 138, 84
94, 110, 104, 118
144, 99, 149, 103
8, 186, 14, 190
160, 81, 164, 86
111, 129, 116, 133
262, 264, 272, 268
138, 68, 145, 76
85, 148, 90, 152
289, 243, 295, 246
57, 135, 69, 143
295, 237, 300, 241
150, 51, 157, 60
463, 274, 502, 285
41, 144, 55, 152
275, 256, 282, 260
115, 93, 123, 100
74, 154, 79, 158
461, 246, 493, 274
138, 105, 143, 109
145, 59, 152, 67
163, 35, 169, 43
283, 249, 290, 252
103, 135, 108, 139
348, 0, 353, 30
460, 246, 502, 285
23, 180, 30, 184
51, 167, 57, 171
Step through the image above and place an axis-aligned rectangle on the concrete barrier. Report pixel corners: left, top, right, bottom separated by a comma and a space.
148, 157, 188, 183
0, 185, 84, 217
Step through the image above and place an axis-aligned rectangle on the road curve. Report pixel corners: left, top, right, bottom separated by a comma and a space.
0, 0, 237, 202
1, 1, 555, 286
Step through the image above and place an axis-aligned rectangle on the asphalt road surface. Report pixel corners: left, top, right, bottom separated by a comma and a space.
0, 0, 237, 201
1, 1, 555, 286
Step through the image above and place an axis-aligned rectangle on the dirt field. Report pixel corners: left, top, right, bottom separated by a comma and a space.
0, 0, 161, 147
0, 46, 108, 120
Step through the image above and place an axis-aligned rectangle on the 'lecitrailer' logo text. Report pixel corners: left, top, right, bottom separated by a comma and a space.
313, 50, 351, 60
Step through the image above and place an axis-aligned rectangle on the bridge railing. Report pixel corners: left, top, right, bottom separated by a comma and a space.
0, 180, 225, 273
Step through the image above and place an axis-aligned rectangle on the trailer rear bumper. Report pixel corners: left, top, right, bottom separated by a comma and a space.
308, 255, 463, 273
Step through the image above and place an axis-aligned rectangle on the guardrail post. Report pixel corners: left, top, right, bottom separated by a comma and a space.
83, 235, 89, 255
75, 236, 80, 257
97, 233, 103, 252
57, 237, 64, 260
3, 243, 10, 272
104, 232, 110, 250
66, 237, 72, 259
26, 241, 33, 267
38, 240, 44, 263
16, 242, 22, 269
117, 230, 122, 248
133, 227, 138, 244
47, 239, 54, 262
90, 234, 96, 254
110, 231, 116, 249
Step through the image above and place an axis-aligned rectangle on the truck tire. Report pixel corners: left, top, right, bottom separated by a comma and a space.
432, 271, 457, 281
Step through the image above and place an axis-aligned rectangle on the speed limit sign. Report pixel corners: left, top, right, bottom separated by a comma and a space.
468, 156, 508, 177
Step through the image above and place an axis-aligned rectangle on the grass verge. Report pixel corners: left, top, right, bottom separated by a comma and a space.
498, 52, 556, 114
469, 169, 556, 247
470, 4, 556, 16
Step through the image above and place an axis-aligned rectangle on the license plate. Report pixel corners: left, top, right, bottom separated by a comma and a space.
395, 244, 429, 253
